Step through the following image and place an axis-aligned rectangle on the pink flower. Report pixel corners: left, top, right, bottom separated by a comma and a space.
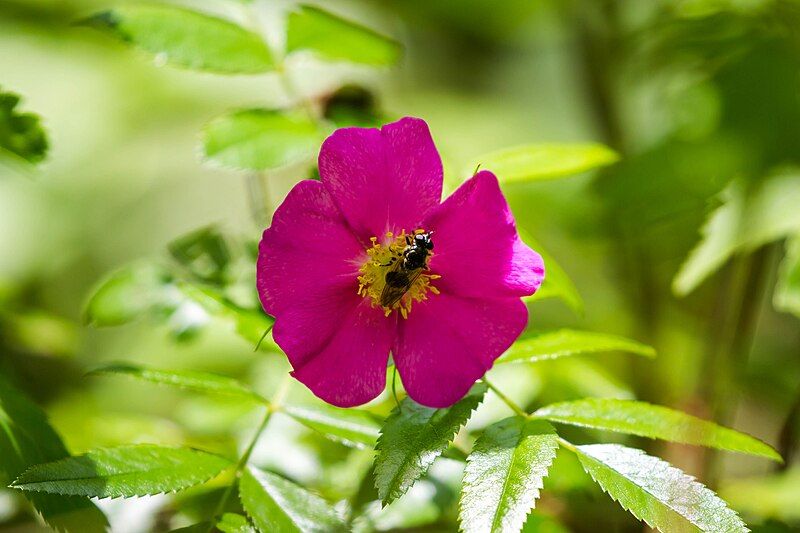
257, 117, 544, 408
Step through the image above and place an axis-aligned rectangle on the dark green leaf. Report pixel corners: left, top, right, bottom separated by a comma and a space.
496, 329, 655, 365
12, 445, 232, 498
80, 5, 274, 73
0, 87, 48, 164
774, 233, 800, 317
374, 383, 487, 505
468, 143, 618, 183
239, 466, 345, 532
0, 376, 108, 532
460, 418, 559, 533
535, 399, 780, 461
88, 363, 266, 404
572, 443, 747, 532
283, 404, 381, 449
168, 226, 231, 284
203, 109, 324, 171
286, 5, 401, 66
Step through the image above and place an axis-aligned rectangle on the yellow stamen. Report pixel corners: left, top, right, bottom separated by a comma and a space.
357, 229, 440, 318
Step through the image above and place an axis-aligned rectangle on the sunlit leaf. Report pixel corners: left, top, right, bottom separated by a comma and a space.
286, 5, 401, 66
218, 512, 256, 533
12, 445, 232, 498
572, 443, 747, 532
460, 418, 559, 533
202, 109, 324, 171
535, 399, 780, 461
88, 363, 266, 404
0, 376, 108, 532
83, 263, 175, 327
520, 231, 583, 314
239, 466, 345, 532
496, 329, 655, 365
79, 5, 273, 74
675, 171, 800, 296
0, 87, 48, 164
283, 404, 381, 449
774, 234, 800, 318
374, 383, 487, 505
468, 143, 618, 183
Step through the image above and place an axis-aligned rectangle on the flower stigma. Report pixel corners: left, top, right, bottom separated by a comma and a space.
357, 230, 440, 319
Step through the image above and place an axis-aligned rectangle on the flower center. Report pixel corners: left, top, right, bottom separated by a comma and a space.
357, 229, 440, 319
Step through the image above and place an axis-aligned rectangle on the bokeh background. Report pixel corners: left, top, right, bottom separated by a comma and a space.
2, 0, 800, 531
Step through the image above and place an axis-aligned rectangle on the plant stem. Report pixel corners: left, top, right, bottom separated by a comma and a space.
483, 377, 529, 418
208, 375, 291, 528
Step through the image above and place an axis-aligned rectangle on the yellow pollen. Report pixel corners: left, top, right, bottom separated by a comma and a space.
357, 229, 441, 318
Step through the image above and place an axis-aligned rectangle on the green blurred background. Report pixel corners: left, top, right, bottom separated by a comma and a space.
2, 0, 800, 531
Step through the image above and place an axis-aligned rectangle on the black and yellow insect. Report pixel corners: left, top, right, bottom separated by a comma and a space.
380, 231, 434, 308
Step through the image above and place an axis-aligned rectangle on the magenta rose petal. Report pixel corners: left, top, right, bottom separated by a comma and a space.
290, 300, 396, 408
423, 170, 544, 299
318, 117, 443, 241
393, 294, 529, 408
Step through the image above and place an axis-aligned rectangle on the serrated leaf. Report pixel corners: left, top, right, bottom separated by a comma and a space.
203, 109, 324, 171
460, 418, 559, 533
286, 5, 401, 66
283, 404, 380, 449
774, 233, 800, 317
88, 363, 266, 404
535, 399, 780, 461
0, 376, 108, 532
80, 5, 273, 74
468, 143, 618, 183
519, 231, 583, 314
497, 329, 655, 365
572, 443, 748, 532
675, 171, 800, 296
12, 445, 232, 498
0, 87, 48, 164
239, 466, 345, 532
374, 383, 487, 505
218, 512, 256, 533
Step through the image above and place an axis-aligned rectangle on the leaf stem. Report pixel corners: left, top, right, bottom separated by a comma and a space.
208, 375, 291, 527
482, 377, 529, 419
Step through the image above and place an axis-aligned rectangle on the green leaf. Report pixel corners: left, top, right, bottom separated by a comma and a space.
12, 445, 232, 498
83, 263, 175, 327
0, 376, 108, 532
572, 443, 747, 532
460, 418, 559, 533
535, 399, 780, 461
168, 225, 231, 284
88, 363, 266, 404
80, 5, 273, 74
0, 87, 48, 164
675, 171, 800, 296
374, 383, 487, 505
286, 5, 401, 66
774, 233, 800, 317
283, 404, 381, 449
218, 512, 256, 533
239, 466, 345, 532
519, 231, 583, 314
203, 109, 324, 171
468, 143, 618, 183
497, 329, 655, 365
